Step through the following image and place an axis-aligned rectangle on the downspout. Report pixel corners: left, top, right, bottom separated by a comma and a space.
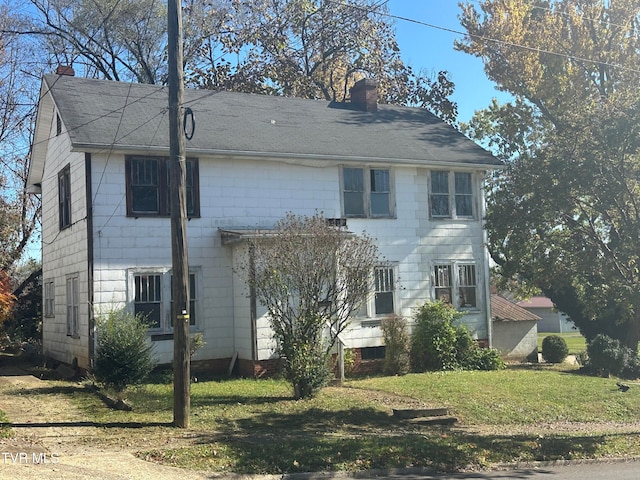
85, 152, 95, 368
480, 171, 493, 347
249, 244, 258, 363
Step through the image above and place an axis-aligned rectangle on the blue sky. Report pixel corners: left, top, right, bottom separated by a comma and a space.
387, 1, 509, 123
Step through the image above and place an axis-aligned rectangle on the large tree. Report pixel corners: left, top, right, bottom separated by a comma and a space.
457, 0, 640, 348
0, 3, 41, 273
27, 0, 457, 120
236, 213, 379, 399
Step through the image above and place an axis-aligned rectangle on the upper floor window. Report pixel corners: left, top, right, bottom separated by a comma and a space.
58, 164, 71, 229
433, 263, 478, 309
125, 156, 200, 217
430, 171, 474, 219
342, 166, 393, 218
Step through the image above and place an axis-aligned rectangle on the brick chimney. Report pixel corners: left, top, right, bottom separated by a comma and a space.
55, 65, 75, 76
350, 78, 378, 112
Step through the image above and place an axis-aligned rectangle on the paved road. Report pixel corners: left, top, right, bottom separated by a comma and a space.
2, 460, 640, 480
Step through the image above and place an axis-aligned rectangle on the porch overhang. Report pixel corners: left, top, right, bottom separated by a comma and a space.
219, 227, 277, 245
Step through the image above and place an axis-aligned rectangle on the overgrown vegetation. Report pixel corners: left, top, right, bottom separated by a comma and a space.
585, 334, 640, 379
410, 301, 504, 372
541, 335, 569, 363
93, 308, 156, 400
237, 213, 379, 399
380, 314, 410, 376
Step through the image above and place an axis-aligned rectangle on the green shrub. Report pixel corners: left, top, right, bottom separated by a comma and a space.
542, 335, 569, 363
381, 314, 410, 376
467, 346, 506, 371
410, 301, 504, 372
586, 334, 640, 378
410, 301, 463, 371
284, 340, 331, 399
93, 308, 156, 398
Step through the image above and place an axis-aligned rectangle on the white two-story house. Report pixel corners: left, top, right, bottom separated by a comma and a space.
27, 70, 502, 375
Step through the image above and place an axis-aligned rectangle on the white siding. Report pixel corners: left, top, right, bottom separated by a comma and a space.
41, 112, 90, 368
44, 145, 492, 366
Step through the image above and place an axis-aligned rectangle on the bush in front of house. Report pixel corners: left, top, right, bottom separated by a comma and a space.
410, 300, 504, 372
381, 314, 410, 376
410, 301, 462, 371
586, 334, 640, 379
93, 308, 156, 399
541, 335, 569, 363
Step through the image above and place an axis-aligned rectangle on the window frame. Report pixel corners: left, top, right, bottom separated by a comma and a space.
58, 164, 71, 230
373, 265, 395, 316
432, 262, 479, 310
341, 166, 394, 218
125, 155, 200, 218
429, 170, 475, 219
44, 280, 55, 318
356, 264, 398, 319
66, 274, 79, 337
129, 268, 201, 334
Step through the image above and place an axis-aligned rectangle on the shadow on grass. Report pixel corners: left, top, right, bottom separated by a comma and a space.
144, 428, 611, 475
1, 421, 173, 429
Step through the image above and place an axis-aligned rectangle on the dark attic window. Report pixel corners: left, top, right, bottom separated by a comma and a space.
56, 113, 62, 136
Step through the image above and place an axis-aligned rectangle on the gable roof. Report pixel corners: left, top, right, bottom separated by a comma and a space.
491, 294, 542, 322
29, 74, 501, 188
516, 296, 555, 309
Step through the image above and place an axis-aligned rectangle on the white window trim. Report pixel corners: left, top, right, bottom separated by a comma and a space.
340, 166, 396, 219
127, 267, 202, 334
432, 261, 480, 311
357, 264, 399, 320
429, 170, 476, 220
65, 274, 79, 337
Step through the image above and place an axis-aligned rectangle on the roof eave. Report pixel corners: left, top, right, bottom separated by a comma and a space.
73, 143, 504, 170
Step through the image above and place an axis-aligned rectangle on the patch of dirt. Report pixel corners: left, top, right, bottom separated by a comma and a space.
0, 362, 210, 479
336, 385, 433, 410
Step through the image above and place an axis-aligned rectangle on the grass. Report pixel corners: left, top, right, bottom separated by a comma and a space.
19, 364, 640, 475
0, 410, 11, 438
538, 332, 587, 355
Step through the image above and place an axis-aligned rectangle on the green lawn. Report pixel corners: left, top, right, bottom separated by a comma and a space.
53, 364, 640, 474
538, 332, 587, 354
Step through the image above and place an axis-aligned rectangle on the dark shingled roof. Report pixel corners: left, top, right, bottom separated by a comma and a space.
491, 295, 542, 322
40, 74, 501, 166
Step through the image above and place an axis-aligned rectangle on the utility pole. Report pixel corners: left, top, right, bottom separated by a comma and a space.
168, 0, 190, 428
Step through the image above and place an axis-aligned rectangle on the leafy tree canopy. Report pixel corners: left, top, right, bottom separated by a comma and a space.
457, 0, 640, 348
27, 0, 457, 120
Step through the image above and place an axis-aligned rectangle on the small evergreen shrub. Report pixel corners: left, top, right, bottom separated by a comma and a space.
410, 301, 505, 372
410, 301, 462, 371
93, 308, 156, 398
541, 335, 569, 363
381, 314, 410, 376
586, 334, 640, 378
467, 346, 506, 371
283, 340, 331, 399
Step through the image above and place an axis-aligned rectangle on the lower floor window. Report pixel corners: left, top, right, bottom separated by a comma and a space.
66, 275, 79, 337
374, 266, 395, 315
433, 262, 478, 309
131, 269, 199, 332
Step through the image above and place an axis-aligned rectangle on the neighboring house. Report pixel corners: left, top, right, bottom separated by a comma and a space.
516, 296, 574, 333
491, 294, 540, 362
27, 69, 503, 376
